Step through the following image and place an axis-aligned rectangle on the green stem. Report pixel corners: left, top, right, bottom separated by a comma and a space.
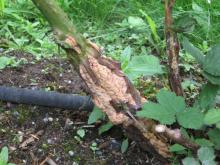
31, 0, 89, 60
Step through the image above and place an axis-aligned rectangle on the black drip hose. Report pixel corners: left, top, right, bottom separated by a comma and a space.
0, 86, 94, 111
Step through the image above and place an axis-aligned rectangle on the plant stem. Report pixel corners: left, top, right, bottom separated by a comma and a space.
164, 0, 183, 96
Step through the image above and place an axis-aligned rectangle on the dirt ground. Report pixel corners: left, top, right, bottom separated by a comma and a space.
0, 51, 163, 165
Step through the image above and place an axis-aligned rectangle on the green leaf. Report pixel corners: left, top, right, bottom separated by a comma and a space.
120, 46, 132, 70
195, 83, 219, 110
203, 71, 220, 85
98, 122, 113, 135
0, 0, 4, 14
127, 16, 146, 28
169, 144, 186, 152
137, 102, 176, 125
0, 147, 8, 164
173, 14, 197, 33
182, 37, 205, 65
121, 138, 129, 153
0, 56, 15, 69
203, 45, 220, 76
124, 55, 163, 81
76, 129, 85, 138
180, 127, 190, 139
200, 160, 217, 165
88, 106, 104, 124
204, 109, 220, 125
216, 122, 220, 129
140, 9, 160, 42
197, 147, 215, 162
182, 157, 200, 165
156, 89, 186, 113
177, 108, 204, 129
208, 128, 220, 150
195, 139, 214, 147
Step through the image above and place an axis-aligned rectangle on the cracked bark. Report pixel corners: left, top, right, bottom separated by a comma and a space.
31, 0, 198, 162
164, 0, 183, 96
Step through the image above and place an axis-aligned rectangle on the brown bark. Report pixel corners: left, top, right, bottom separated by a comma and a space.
164, 0, 184, 96
31, 0, 198, 162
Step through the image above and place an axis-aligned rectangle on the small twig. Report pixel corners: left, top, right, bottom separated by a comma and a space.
40, 157, 57, 165
19, 130, 44, 149
155, 124, 199, 151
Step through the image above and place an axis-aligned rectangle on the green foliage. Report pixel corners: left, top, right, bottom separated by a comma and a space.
204, 109, 220, 125
137, 101, 176, 125
0, 0, 57, 58
138, 89, 205, 129
183, 38, 220, 85
76, 129, 85, 138
182, 147, 216, 165
208, 129, 220, 150
203, 45, 220, 77
121, 138, 129, 153
123, 55, 163, 81
197, 147, 216, 164
182, 38, 204, 65
173, 15, 196, 33
0, 0, 4, 14
169, 144, 186, 152
0, 56, 16, 69
194, 83, 219, 110
127, 16, 146, 29
88, 106, 104, 124
0, 147, 15, 165
0, 56, 27, 69
139, 9, 160, 43
195, 139, 214, 147
182, 157, 200, 165
98, 122, 113, 135
176, 108, 204, 129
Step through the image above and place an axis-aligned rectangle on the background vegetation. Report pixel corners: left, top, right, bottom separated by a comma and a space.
1, 0, 220, 164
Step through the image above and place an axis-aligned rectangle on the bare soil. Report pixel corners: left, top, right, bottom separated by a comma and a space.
0, 51, 163, 165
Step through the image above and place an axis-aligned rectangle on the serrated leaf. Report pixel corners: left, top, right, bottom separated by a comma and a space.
124, 55, 163, 81
204, 109, 220, 125
195, 139, 214, 147
121, 138, 129, 153
182, 157, 200, 165
182, 37, 205, 65
156, 89, 186, 113
208, 128, 220, 150
128, 16, 146, 28
198, 147, 215, 162
169, 144, 186, 152
88, 106, 104, 124
203, 45, 220, 76
195, 83, 219, 110
177, 108, 204, 129
203, 71, 220, 85
0, 147, 8, 164
98, 122, 113, 135
137, 102, 176, 125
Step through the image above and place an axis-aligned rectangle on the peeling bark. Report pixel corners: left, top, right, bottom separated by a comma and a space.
31, 0, 198, 161
164, 0, 183, 96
